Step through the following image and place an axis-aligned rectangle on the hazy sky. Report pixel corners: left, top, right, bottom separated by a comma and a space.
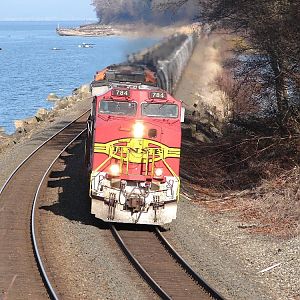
0, 0, 96, 21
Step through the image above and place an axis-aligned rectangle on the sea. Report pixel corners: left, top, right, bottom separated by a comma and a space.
0, 21, 157, 134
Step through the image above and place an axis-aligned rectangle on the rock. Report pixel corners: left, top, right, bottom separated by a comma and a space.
14, 117, 38, 134
210, 126, 222, 137
199, 118, 209, 124
54, 99, 69, 110
0, 127, 7, 137
36, 108, 48, 121
190, 124, 197, 137
14, 120, 26, 130
24, 117, 38, 125
48, 110, 59, 119
47, 93, 60, 101
73, 84, 91, 98
79, 84, 90, 94
195, 132, 212, 143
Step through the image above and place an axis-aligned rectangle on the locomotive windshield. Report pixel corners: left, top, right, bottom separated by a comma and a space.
142, 103, 178, 118
99, 100, 137, 116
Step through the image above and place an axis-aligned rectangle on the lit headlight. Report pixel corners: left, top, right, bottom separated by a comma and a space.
133, 122, 144, 139
110, 164, 120, 176
154, 168, 163, 177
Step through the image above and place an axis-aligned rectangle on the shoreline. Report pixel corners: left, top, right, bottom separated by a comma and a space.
0, 84, 91, 154
56, 22, 201, 38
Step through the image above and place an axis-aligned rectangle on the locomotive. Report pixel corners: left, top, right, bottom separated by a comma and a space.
86, 64, 184, 225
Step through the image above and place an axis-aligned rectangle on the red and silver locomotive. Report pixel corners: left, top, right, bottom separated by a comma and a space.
86, 64, 184, 225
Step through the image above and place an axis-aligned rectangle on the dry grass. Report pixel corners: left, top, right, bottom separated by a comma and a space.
180, 129, 300, 238
239, 167, 300, 237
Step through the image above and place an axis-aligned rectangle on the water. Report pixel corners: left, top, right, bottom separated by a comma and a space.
0, 21, 157, 134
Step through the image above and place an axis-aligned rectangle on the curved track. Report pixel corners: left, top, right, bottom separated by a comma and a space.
0, 111, 89, 299
111, 224, 225, 300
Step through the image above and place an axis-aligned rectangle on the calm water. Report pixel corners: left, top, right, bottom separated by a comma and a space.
0, 21, 156, 134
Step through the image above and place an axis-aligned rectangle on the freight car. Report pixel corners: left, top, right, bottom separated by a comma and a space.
86, 64, 184, 225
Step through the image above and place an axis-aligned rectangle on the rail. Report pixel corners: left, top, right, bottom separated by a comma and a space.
0, 109, 90, 299
155, 227, 225, 300
110, 224, 171, 299
110, 224, 225, 300
0, 109, 90, 195
31, 128, 87, 299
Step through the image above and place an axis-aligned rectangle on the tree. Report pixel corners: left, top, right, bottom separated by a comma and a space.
164, 0, 300, 126
91, 0, 199, 25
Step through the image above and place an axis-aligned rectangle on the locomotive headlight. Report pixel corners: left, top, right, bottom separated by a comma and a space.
110, 164, 120, 176
154, 168, 163, 177
133, 122, 144, 138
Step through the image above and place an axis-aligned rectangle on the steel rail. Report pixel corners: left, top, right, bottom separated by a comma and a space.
0, 109, 90, 195
111, 224, 225, 300
110, 224, 172, 300
155, 227, 225, 300
0, 109, 90, 299
31, 128, 87, 300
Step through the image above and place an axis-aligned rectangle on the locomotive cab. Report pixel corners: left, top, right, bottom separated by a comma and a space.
87, 84, 182, 225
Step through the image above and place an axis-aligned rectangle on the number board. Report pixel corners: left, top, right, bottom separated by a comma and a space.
112, 89, 130, 97
149, 91, 167, 100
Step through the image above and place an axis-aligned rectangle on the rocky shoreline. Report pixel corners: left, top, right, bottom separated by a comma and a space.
0, 84, 91, 155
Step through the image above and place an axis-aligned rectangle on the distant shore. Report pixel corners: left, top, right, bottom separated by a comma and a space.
56, 22, 201, 37
56, 24, 121, 37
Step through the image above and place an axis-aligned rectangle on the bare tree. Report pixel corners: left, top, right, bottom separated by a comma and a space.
164, 0, 299, 126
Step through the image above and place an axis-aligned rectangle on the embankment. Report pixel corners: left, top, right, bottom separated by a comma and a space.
0, 85, 91, 153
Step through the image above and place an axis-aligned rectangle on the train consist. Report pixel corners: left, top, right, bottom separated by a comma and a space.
86, 64, 184, 225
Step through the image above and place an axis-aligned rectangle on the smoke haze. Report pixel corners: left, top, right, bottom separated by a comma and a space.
91, 0, 199, 25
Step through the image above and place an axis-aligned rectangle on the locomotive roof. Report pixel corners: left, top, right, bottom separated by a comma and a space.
92, 63, 157, 87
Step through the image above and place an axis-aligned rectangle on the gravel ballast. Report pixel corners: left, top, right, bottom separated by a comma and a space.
166, 195, 300, 299
37, 140, 156, 300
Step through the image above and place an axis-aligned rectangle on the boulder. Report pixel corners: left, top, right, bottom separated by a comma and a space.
199, 117, 209, 124
79, 84, 90, 94
24, 117, 38, 125
14, 120, 26, 130
73, 84, 91, 98
14, 117, 38, 134
36, 108, 48, 121
0, 127, 6, 135
65, 96, 76, 103
210, 126, 222, 138
47, 93, 60, 101
195, 132, 212, 143
54, 99, 69, 110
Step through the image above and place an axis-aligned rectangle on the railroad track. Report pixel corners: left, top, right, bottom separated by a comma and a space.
0, 108, 225, 300
0, 111, 89, 299
110, 224, 225, 300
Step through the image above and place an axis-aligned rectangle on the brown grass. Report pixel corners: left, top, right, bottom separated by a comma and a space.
181, 129, 300, 238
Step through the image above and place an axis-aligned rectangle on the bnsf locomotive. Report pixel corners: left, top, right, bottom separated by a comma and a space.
86, 64, 184, 225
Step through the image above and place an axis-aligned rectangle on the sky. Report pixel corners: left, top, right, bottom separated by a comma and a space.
0, 0, 97, 21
